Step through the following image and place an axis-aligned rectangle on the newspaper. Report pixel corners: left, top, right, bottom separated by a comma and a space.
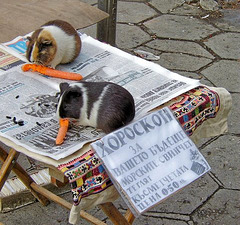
0, 68, 104, 159
0, 35, 30, 63
0, 47, 25, 73
0, 34, 200, 160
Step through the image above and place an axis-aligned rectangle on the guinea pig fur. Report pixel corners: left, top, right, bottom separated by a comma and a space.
26, 20, 81, 68
57, 82, 135, 133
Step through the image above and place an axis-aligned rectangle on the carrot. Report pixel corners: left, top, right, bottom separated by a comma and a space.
56, 118, 69, 145
22, 64, 83, 80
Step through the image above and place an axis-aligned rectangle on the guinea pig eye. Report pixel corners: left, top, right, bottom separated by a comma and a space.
75, 93, 81, 97
69, 90, 81, 98
39, 41, 52, 51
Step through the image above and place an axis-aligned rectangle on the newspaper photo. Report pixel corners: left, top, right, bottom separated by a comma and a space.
0, 35, 29, 63
0, 33, 200, 160
0, 47, 25, 73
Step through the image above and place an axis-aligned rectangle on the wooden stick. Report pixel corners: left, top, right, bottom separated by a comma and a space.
51, 176, 69, 188
30, 182, 72, 209
30, 182, 106, 225
0, 149, 19, 191
125, 209, 135, 224
99, 202, 131, 225
0, 147, 49, 206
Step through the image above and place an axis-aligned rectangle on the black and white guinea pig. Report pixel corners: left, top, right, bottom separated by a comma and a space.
26, 20, 81, 68
56, 82, 135, 133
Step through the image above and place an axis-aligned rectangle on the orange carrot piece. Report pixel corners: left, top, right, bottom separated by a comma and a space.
56, 119, 69, 145
22, 64, 83, 80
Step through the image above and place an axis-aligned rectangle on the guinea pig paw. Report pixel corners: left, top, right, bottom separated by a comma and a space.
96, 128, 103, 132
49, 65, 56, 69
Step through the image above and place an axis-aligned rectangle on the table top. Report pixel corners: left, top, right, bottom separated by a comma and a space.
0, 0, 108, 43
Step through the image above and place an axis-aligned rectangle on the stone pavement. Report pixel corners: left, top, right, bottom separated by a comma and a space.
1, 0, 240, 224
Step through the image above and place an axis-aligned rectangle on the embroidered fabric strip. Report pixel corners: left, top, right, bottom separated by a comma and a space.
169, 86, 220, 136
58, 149, 112, 205
57, 86, 220, 206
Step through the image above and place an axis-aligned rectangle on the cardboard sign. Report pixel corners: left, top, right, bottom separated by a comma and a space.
91, 107, 211, 216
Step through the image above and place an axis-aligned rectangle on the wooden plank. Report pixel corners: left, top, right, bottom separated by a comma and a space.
107, 0, 118, 46
0, 0, 109, 42
97, 0, 117, 46
0, 149, 19, 190
97, 0, 109, 43
0, 147, 49, 206
125, 209, 135, 224
30, 182, 106, 225
48, 166, 66, 183
99, 202, 131, 225
30, 182, 72, 209
50, 177, 69, 188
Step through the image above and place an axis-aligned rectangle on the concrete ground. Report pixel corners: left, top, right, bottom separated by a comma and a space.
0, 0, 240, 224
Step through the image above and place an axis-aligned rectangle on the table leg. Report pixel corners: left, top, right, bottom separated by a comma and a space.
0, 148, 19, 190
125, 209, 135, 224
99, 202, 131, 225
30, 183, 106, 225
0, 147, 107, 224
97, 0, 117, 46
0, 147, 49, 206
48, 166, 69, 187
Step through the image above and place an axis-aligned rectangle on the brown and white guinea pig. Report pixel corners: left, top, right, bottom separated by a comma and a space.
56, 82, 135, 133
26, 20, 81, 68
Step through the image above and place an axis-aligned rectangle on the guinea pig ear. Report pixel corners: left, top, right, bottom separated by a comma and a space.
59, 83, 69, 94
26, 36, 32, 42
42, 40, 52, 46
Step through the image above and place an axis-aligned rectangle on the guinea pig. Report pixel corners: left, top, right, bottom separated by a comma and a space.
26, 19, 81, 68
56, 82, 135, 133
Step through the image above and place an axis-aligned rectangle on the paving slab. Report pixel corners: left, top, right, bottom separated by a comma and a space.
144, 211, 190, 222
146, 39, 214, 58
227, 93, 240, 134
78, 24, 97, 39
156, 52, 212, 71
192, 189, 240, 224
149, 174, 218, 214
201, 60, 240, 92
80, 0, 97, 5
0, 192, 72, 225
116, 23, 152, 49
204, 32, 240, 59
130, 216, 189, 225
211, 9, 240, 32
172, 71, 215, 86
150, 0, 185, 13
201, 135, 240, 189
133, 45, 162, 59
144, 15, 220, 40
169, 3, 205, 16
117, 1, 158, 23
0, 191, 109, 225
